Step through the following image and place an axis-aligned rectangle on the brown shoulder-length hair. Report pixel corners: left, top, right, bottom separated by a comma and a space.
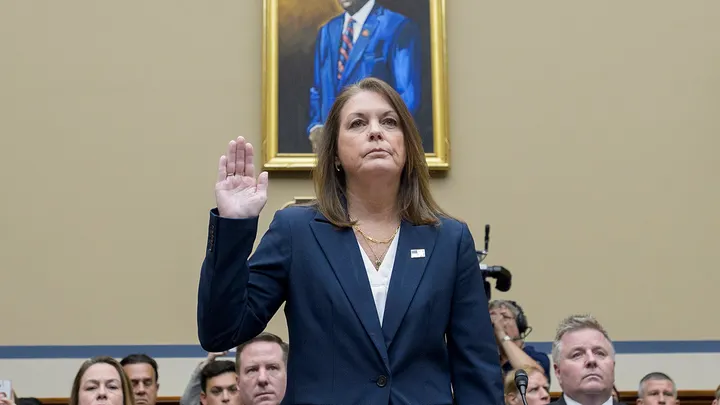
70, 356, 135, 405
313, 77, 448, 227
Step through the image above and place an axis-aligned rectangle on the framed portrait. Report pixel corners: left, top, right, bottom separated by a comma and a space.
261, 0, 449, 171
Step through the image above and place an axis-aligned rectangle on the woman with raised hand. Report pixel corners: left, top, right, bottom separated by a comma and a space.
197, 77, 503, 405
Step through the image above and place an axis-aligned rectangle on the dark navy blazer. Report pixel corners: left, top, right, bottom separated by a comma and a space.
197, 205, 503, 405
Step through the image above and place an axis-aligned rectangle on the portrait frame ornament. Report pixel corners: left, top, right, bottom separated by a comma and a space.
261, 0, 450, 171
281, 196, 317, 209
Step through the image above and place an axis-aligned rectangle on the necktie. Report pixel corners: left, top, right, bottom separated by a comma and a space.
337, 19, 355, 81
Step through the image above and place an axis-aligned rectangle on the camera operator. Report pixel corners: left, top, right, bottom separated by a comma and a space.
489, 300, 551, 382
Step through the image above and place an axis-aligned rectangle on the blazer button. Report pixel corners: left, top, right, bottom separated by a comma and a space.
376, 375, 388, 387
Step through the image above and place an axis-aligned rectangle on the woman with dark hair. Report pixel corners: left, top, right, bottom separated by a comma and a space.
197, 77, 503, 404
70, 356, 135, 405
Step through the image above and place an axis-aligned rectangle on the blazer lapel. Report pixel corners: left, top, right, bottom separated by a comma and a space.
340, 6, 381, 85
309, 212, 390, 370
381, 221, 437, 348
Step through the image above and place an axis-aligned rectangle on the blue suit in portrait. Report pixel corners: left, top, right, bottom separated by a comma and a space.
197, 206, 504, 405
307, 3, 422, 136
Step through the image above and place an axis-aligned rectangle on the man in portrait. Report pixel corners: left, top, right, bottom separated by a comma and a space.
307, 0, 422, 150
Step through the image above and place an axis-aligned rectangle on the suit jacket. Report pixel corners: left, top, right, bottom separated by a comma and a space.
550, 395, 625, 405
197, 206, 504, 405
308, 4, 422, 135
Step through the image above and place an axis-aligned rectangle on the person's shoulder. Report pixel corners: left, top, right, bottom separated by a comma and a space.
376, 5, 417, 28
523, 344, 551, 368
526, 344, 550, 357
376, 5, 408, 20
274, 204, 318, 223
430, 216, 474, 243
319, 13, 344, 30
523, 344, 545, 356
436, 215, 469, 232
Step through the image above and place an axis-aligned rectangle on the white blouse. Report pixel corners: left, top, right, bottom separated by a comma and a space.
356, 228, 400, 326
563, 394, 614, 405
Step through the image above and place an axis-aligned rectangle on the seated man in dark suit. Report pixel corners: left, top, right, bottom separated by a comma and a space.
550, 314, 621, 405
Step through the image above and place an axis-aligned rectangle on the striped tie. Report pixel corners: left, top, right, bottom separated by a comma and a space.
337, 19, 355, 80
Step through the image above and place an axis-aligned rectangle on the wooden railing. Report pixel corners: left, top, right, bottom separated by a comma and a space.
614, 390, 714, 404
36, 391, 716, 405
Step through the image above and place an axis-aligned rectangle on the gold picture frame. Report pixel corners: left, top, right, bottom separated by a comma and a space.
261, 0, 450, 171
280, 196, 317, 209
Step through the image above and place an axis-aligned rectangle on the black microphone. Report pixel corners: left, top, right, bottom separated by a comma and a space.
514, 369, 529, 405
484, 224, 490, 253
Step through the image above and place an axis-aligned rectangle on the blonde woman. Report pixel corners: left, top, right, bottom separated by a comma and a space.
504, 366, 551, 405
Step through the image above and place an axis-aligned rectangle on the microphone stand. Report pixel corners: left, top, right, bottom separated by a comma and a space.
477, 224, 512, 300
519, 389, 529, 405
514, 370, 529, 405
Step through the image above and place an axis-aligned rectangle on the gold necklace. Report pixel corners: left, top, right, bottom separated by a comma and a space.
353, 224, 400, 244
353, 224, 400, 269
365, 244, 385, 270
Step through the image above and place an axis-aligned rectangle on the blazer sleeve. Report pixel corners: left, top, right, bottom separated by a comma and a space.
197, 208, 291, 352
446, 223, 504, 405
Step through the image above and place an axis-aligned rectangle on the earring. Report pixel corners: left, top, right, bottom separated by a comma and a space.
334, 162, 341, 171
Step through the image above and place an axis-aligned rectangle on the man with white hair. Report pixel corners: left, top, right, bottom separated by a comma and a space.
636, 372, 678, 405
550, 314, 620, 405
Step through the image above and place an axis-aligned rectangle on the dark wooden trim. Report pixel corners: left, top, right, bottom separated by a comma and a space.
36, 391, 717, 405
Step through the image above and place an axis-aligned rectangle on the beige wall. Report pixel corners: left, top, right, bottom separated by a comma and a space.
1, 0, 718, 346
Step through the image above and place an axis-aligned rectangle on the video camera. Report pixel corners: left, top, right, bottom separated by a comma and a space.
476, 224, 512, 300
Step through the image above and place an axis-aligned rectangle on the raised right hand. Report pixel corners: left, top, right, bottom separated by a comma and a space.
215, 136, 269, 219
